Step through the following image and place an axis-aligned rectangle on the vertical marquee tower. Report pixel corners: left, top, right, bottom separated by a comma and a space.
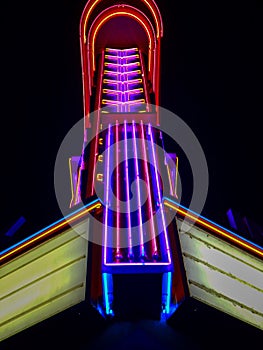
74, 0, 183, 318
1, 0, 263, 342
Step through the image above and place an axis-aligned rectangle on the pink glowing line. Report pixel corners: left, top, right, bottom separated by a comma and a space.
103, 88, 143, 94
105, 62, 140, 68
105, 262, 171, 266
104, 124, 112, 265
149, 124, 171, 263
104, 70, 141, 76
132, 120, 145, 257
116, 121, 120, 255
105, 54, 139, 60
124, 120, 133, 257
140, 121, 157, 253
103, 78, 142, 84
106, 47, 138, 52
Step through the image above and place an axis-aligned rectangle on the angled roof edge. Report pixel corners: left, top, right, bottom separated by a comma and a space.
0, 197, 102, 265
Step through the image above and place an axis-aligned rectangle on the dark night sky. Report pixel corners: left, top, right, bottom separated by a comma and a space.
1, 0, 262, 241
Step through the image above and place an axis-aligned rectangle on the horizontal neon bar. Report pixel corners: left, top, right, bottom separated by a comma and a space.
0, 199, 101, 262
103, 78, 142, 84
104, 70, 141, 75
105, 262, 171, 266
163, 197, 263, 258
104, 62, 140, 67
105, 47, 138, 52
103, 88, 143, 94
105, 54, 139, 60
102, 99, 145, 105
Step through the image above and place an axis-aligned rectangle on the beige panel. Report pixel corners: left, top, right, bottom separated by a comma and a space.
0, 220, 89, 341
176, 218, 263, 330
179, 230, 263, 291
184, 255, 263, 313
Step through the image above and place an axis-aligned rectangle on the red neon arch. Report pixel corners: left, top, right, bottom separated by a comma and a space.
80, 0, 163, 42
80, 1, 162, 126
88, 6, 156, 73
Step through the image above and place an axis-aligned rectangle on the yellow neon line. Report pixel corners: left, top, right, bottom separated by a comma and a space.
175, 156, 179, 197
68, 158, 74, 206
74, 169, 81, 205
0, 203, 101, 262
83, 0, 101, 43
164, 200, 263, 258
144, 0, 161, 37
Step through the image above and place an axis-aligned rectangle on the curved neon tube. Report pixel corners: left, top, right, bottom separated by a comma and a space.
90, 11, 154, 72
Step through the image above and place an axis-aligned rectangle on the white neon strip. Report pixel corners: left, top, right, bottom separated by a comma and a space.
124, 121, 133, 257
104, 124, 112, 265
116, 121, 120, 255
149, 124, 171, 263
132, 120, 145, 257
140, 121, 157, 253
105, 62, 140, 68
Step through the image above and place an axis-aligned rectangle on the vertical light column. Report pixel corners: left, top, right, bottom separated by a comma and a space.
140, 121, 158, 258
132, 120, 145, 258
103, 124, 112, 264
148, 124, 171, 263
124, 120, 134, 259
115, 121, 122, 260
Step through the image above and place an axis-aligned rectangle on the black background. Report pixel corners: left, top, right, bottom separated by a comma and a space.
0, 0, 262, 239
0, 0, 263, 348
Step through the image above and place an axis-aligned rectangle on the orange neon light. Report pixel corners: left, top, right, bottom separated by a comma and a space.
81, 0, 162, 42
143, 0, 161, 37
91, 11, 153, 72
0, 202, 101, 263
83, 0, 101, 43
164, 200, 263, 258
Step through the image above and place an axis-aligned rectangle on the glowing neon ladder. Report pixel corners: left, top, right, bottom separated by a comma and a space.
102, 48, 147, 113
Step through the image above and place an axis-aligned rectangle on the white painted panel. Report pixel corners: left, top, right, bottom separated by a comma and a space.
179, 231, 263, 291
184, 255, 263, 313
190, 283, 263, 330
176, 218, 263, 330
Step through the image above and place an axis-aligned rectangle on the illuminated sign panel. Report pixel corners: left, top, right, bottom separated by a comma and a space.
0, 220, 89, 341
176, 217, 263, 330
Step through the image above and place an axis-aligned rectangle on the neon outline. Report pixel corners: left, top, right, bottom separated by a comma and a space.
163, 197, 263, 259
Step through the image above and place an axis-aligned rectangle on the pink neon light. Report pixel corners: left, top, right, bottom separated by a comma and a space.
132, 120, 145, 258
103, 124, 112, 265
149, 124, 171, 263
115, 121, 121, 258
140, 121, 158, 255
124, 120, 133, 258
